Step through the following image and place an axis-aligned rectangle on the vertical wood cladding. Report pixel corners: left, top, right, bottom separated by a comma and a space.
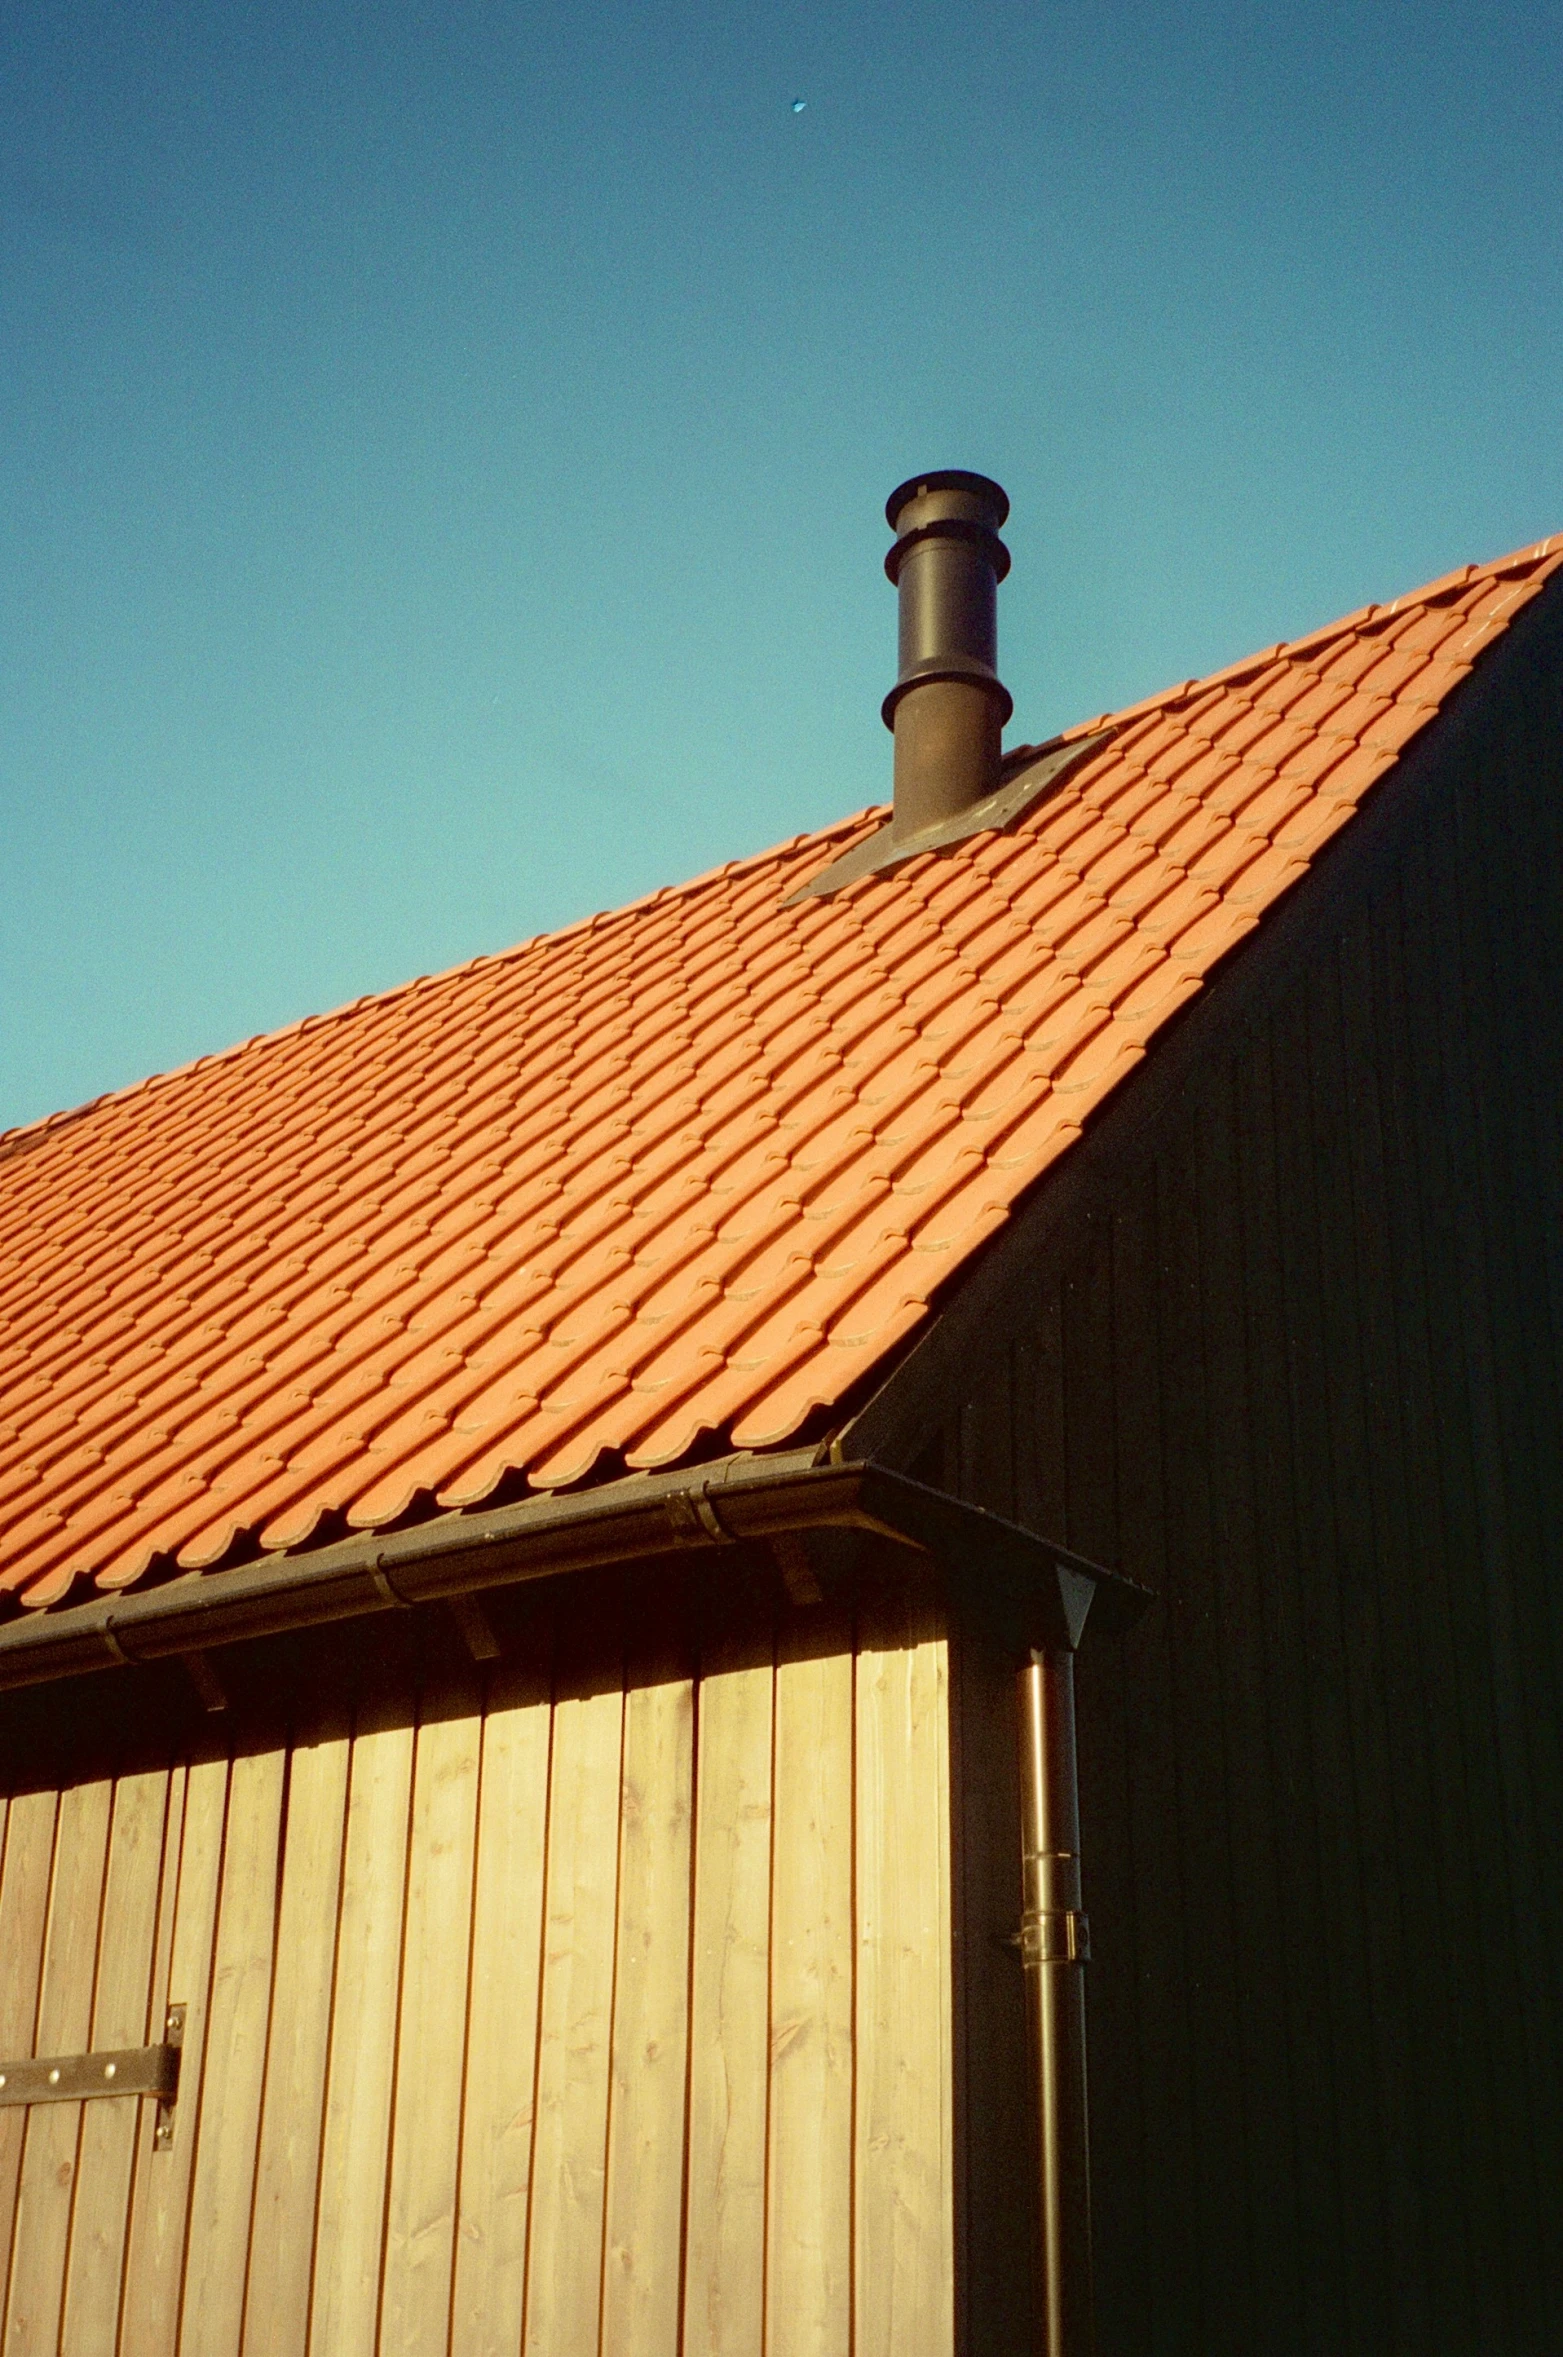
0, 1593, 953, 2357
935, 621, 1563, 2352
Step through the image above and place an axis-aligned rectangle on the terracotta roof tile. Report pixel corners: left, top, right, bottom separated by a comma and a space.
1222, 841, 1310, 907
3, 536, 1559, 1607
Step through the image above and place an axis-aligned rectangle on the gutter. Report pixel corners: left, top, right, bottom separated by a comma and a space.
0, 1448, 1142, 1694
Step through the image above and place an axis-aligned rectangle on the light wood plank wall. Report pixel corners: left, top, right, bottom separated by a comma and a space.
0, 1609, 955, 2357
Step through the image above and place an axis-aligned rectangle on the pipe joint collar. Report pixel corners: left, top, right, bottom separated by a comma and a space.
881, 654, 1015, 732
885, 513, 1011, 587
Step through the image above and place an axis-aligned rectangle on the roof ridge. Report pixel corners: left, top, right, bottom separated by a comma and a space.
1057, 533, 1563, 744
0, 809, 884, 1152
9, 537, 1556, 1160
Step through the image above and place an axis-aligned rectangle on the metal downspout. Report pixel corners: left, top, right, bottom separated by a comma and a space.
1019, 1644, 1093, 2357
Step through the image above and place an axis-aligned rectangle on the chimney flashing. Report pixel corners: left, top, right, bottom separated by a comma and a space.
788, 731, 1114, 904
789, 468, 1097, 905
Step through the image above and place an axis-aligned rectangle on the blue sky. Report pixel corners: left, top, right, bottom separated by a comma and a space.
4, 0, 1560, 1132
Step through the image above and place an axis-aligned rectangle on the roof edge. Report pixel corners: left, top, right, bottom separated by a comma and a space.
9, 540, 1554, 1158
0, 1447, 1144, 1693
0, 817, 889, 1159
841, 553, 1563, 1472
1055, 534, 1563, 742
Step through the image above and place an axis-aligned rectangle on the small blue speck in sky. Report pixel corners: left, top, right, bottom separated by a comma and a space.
791, 97, 806, 113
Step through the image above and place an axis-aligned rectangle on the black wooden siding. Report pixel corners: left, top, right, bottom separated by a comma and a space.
923, 594, 1563, 2354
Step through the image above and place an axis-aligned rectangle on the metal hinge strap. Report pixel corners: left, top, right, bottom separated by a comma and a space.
0, 2028, 182, 2110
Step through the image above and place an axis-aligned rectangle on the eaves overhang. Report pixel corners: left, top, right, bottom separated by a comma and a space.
0, 1450, 1147, 1695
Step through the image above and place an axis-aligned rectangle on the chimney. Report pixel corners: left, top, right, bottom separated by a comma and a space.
883, 470, 1013, 838
793, 466, 1103, 902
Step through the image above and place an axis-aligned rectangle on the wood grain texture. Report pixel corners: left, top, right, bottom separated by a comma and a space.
1097, 1189, 1165, 2345
380, 1694, 483, 2357
521, 1678, 625, 2357
1240, 1025, 1339, 2347
58, 1768, 170, 2357
1194, 1049, 1308, 2338
1338, 904, 1443, 2353
113, 1762, 187, 2357
4, 578, 1561, 2357
854, 1601, 953, 2357
178, 1746, 285, 2357
0, 1789, 58, 2320
1447, 699, 1563, 2337
242, 1717, 351, 2357
600, 1665, 695, 2357
0, 1623, 961, 2357
308, 1708, 415, 2357
1395, 830, 1526, 2347
450, 1664, 552, 2357
2, 1776, 112, 2357
1306, 937, 1408, 2351
766, 1619, 853, 2357
894, 598, 1563, 2348
682, 1641, 774, 2357
118, 1756, 228, 2357
946, 1602, 1037, 2357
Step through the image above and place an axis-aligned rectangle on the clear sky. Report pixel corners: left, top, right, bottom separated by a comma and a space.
4, 0, 1560, 1133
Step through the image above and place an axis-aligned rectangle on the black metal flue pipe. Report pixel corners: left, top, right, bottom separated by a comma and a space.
883, 470, 1013, 838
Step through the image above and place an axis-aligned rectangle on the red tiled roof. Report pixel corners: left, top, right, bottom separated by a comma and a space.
3, 538, 1559, 1610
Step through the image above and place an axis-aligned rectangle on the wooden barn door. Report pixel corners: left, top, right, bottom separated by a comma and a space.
0, 1594, 953, 2357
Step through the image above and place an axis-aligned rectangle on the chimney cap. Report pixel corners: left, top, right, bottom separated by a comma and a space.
885, 469, 1010, 533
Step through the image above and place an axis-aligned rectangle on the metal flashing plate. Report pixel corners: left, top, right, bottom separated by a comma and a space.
789, 731, 1114, 902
